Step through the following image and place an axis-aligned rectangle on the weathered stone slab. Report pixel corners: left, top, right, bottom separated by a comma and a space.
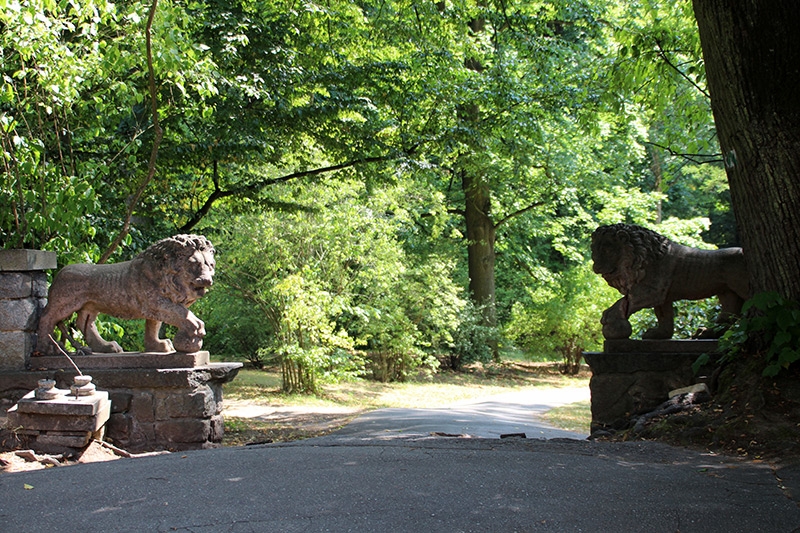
14, 389, 108, 416
584, 351, 702, 374
0, 298, 37, 331
0, 272, 33, 299
603, 339, 720, 354
0, 249, 57, 271
8, 391, 111, 433
34, 431, 94, 447
29, 350, 211, 370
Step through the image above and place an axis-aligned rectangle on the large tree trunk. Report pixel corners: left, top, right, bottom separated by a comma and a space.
693, 0, 800, 300
462, 170, 497, 327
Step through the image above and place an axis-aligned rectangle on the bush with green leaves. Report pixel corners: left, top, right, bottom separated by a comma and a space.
714, 292, 800, 377
505, 264, 616, 372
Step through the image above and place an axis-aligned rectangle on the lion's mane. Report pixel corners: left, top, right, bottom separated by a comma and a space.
591, 223, 670, 294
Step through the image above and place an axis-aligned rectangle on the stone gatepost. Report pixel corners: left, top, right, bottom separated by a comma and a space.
583, 339, 719, 433
0, 250, 57, 370
0, 249, 242, 452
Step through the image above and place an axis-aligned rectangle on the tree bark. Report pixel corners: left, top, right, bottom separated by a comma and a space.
462, 170, 497, 325
693, 0, 800, 300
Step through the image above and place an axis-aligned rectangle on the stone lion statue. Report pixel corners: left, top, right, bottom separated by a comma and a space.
35, 234, 215, 356
591, 223, 749, 340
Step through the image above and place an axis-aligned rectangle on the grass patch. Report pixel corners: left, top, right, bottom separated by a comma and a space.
220, 361, 591, 445
542, 400, 591, 433
223, 361, 590, 410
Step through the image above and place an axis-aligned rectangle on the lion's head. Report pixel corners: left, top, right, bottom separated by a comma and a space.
138, 234, 216, 306
591, 224, 669, 294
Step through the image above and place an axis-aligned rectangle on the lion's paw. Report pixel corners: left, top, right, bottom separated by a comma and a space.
173, 330, 203, 353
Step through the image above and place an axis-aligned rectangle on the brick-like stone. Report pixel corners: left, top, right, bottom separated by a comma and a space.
0, 249, 57, 271
106, 413, 132, 443
109, 391, 132, 413
32, 273, 49, 298
0, 331, 29, 370
0, 298, 36, 331
129, 391, 156, 422
156, 418, 211, 444
162, 386, 215, 419
209, 414, 225, 443
0, 272, 32, 299
36, 432, 93, 448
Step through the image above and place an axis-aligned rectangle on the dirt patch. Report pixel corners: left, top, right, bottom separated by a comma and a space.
0, 440, 122, 473
222, 401, 363, 446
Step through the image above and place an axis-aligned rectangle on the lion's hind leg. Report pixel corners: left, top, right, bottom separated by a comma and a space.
79, 310, 123, 354
713, 290, 745, 334
55, 319, 94, 355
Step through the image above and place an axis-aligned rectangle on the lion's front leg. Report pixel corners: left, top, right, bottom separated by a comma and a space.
601, 298, 632, 339
144, 319, 175, 353
146, 302, 206, 353
643, 303, 675, 339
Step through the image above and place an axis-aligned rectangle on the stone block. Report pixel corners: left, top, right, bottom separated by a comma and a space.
30, 351, 211, 370
32, 273, 49, 298
0, 249, 57, 271
106, 413, 132, 443
109, 391, 132, 413
15, 389, 109, 416
7, 399, 110, 432
603, 339, 720, 354
129, 391, 156, 422
0, 298, 37, 331
0, 272, 32, 299
0, 331, 30, 370
36, 431, 93, 448
156, 418, 211, 444
130, 421, 157, 446
161, 386, 216, 419
209, 414, 225, 443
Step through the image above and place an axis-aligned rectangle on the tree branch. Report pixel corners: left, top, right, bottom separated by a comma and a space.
494, 200, 548, 230
99, 0, 162, 263
644, 141, 723, 165
179, 153, 397, 233
654, 41, 711, 100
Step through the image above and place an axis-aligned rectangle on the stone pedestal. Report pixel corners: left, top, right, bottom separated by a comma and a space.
2, 354, 242, 452
0, 250, 57, 370
7, 385, 111, 449
584, 340, 719, 433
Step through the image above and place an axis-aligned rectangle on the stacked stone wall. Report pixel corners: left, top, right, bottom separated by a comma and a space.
0, 250, 56, 370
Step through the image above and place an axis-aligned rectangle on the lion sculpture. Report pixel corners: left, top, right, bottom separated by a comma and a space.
35, 234, 215, 356
591, 223, 749, 340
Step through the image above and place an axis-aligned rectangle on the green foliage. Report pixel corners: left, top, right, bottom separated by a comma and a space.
631, 298, 720, 340
444, 302, 497, 371
505, 264, 616, 370
718, 292, 800, 378
270, 273, 355, 394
